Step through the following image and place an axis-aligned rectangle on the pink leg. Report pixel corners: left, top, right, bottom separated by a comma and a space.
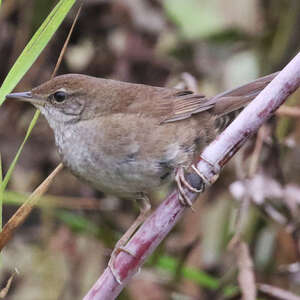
108, 196, 151, 283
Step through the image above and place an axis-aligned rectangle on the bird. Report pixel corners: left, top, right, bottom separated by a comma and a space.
6, 72, 276, 281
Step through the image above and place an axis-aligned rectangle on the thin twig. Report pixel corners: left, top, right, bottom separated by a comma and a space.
249, 125, 267, 177
276, 105, 300, 117
228, 124, 267, 298
51, 2, 83, 78
0, 163, 63, 251
258, 283, 300, 300
0, 269, 19, 298
235, 241, 256, 300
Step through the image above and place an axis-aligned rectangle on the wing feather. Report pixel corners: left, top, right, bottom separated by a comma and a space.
161, 93, 214, 123
122, 72, 278, 123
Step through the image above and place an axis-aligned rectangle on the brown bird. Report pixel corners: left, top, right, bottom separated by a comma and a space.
6, 72, 276, 280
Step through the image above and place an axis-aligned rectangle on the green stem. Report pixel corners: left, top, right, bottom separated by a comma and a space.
2, 110, 40, 191
0, 154, 3, 230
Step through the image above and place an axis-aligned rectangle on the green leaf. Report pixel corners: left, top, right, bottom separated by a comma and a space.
1, 110, 40, 192
0, 0, 76, 105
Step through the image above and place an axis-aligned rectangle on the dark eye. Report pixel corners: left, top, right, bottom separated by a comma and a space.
53, 91, 66, 103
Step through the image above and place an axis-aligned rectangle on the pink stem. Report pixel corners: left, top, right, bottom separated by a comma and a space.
83, 51, 300, 300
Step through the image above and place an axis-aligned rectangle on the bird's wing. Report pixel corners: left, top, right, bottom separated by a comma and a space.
124, 85, 214, 123
158, 90, 214, 123
160, 72, 278, 123
124, 72, 278, 123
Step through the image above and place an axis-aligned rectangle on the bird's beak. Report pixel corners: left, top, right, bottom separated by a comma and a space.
6, 91, 45, 107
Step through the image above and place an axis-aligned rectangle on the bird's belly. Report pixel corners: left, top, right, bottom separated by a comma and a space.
53, 114, 204, 199
60, 142, 171, 198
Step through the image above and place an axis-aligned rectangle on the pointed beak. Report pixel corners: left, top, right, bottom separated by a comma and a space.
6, 91, 45, 106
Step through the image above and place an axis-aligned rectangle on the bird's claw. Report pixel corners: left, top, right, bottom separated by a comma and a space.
175, 166, 205, 210
108, 246, 136, 284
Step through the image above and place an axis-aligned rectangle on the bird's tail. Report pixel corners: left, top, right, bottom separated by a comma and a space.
210, 72, 279, 118
208, 72, 278, 131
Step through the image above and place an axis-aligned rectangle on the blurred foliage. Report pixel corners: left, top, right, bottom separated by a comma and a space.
0, 0, 299, 299
163, 0, 224, 40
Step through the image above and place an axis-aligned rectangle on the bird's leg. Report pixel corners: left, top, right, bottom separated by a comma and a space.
111, 196, 151, 255
175, 166, 205, 208
108, 195, 151, 283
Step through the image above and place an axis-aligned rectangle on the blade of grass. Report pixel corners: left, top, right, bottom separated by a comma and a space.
0, 154, 2, 230
0, 155, 2, 265
1, 110, 40, 191
3, 189, 100, 210
0, 0, 76, 105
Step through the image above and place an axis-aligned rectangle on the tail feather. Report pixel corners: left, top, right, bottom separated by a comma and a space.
210, 72, 279, 117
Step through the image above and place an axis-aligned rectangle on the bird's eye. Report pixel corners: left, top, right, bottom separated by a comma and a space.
53, 91, 66, 103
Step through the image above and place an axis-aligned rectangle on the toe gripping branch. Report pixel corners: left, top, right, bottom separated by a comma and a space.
175, 155, 221, 208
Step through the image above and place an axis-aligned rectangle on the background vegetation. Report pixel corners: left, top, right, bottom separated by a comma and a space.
0, 0, 299, 299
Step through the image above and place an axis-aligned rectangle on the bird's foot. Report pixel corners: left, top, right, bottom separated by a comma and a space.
175, 166, 205, 209
108, 245, 136, 284
108, 196, 151, 284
